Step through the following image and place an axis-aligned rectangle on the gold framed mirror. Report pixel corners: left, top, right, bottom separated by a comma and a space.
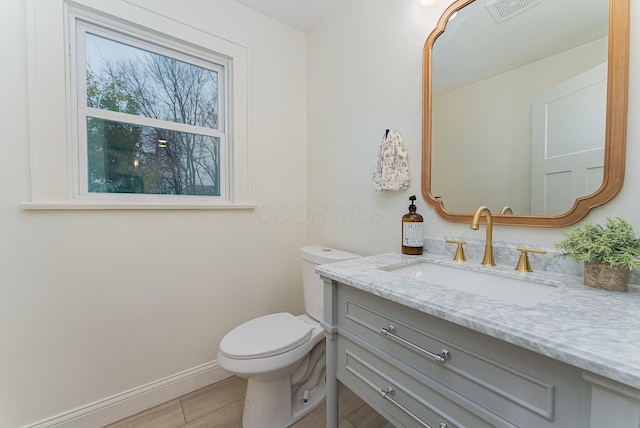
422, 0, 629, 227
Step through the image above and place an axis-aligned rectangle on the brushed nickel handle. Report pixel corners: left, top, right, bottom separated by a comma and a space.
379, 386, 433, 428
380, 325, 451, 365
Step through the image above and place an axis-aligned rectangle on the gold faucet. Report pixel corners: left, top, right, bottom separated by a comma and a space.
499, 206, 513, 215
470, 206, 495, 266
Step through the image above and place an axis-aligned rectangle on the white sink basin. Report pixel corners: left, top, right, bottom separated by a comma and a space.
384, 262, 557, 307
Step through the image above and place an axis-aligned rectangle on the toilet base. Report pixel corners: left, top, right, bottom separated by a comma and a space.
218, 314, 327, 427
242, 375, 325, 428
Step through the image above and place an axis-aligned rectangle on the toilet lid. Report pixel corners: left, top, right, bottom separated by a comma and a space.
220, 313, 312, 359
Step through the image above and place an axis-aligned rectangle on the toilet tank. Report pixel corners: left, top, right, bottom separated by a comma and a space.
300, 245, 360, 321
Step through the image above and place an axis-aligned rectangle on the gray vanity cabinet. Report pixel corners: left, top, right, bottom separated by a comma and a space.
323, 281, 640, 428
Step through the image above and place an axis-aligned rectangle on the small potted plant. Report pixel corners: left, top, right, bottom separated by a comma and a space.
555, 217, 640, 292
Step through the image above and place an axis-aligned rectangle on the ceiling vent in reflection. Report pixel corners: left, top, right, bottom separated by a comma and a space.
486, 0, 542, 23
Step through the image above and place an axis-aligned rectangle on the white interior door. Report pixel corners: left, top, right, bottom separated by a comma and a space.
531, 62, 607, 215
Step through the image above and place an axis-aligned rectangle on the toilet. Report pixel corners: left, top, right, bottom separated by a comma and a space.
217, 245, 359, 428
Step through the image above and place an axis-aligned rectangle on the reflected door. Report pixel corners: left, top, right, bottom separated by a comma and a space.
531, 62, 607, 215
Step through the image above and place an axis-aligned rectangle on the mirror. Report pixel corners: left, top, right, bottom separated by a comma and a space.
422, 0, 629, 227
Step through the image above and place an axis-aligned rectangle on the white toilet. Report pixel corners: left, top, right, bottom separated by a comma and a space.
217, 245, 359, 428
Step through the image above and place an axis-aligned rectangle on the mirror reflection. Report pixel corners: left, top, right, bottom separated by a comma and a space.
430, 0, 609, 216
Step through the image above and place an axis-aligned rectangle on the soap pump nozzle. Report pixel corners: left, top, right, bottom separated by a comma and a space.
408, 195, 417, 211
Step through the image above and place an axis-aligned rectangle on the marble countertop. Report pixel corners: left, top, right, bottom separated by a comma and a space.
316, 252, 640, 390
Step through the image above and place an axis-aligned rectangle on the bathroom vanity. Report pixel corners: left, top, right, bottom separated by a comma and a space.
318, 252, 640, 428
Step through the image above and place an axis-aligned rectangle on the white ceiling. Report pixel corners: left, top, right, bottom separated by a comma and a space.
233, 0, 340, 32
234, 0, 609, 92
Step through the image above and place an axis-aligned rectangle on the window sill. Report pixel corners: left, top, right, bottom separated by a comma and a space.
21, 201, 256, 211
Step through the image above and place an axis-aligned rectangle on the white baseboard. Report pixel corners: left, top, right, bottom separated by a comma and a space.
23, 361, 231, 428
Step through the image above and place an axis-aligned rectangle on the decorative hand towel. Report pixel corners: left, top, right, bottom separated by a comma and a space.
372, 130, 410, 191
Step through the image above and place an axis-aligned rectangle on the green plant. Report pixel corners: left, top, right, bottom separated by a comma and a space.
555, 217, 640, 270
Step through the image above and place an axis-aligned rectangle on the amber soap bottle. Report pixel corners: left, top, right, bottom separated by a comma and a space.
402, 195, 424, 255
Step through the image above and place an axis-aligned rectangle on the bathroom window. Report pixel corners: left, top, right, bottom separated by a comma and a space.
24, 2, 251, 209
74, 21, 226, 200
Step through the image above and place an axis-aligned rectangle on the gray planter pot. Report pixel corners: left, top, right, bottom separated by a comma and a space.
584, 261, 629, 292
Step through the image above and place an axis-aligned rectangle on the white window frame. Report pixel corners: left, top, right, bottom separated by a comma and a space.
73, 19, 228, 202
24, 0, 253, 210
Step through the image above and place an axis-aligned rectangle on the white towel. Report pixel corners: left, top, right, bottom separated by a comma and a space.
372, 130, 410, 191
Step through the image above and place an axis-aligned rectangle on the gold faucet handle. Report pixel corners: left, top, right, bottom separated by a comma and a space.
446, 239, 467, 262
515, 247, 547, 272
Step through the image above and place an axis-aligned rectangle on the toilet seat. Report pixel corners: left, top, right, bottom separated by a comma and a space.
220, 312, 312, 359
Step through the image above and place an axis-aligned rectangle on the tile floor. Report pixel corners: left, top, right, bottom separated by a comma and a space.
104, 376, 389, 428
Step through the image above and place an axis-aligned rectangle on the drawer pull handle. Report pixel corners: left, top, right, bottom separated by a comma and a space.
379, 386, 436, 428
380, 325, 452, 365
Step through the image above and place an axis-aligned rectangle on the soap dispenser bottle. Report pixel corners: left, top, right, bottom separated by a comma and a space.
402, 195, 424, 255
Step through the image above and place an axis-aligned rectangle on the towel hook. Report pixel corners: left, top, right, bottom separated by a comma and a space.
385, 129, 390, 139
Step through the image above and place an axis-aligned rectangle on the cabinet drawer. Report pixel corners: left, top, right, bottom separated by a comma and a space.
338, 336, 515, 428
337, 286, 585, 427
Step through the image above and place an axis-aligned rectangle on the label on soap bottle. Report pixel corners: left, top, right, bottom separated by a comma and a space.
402, 222, 424, 247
